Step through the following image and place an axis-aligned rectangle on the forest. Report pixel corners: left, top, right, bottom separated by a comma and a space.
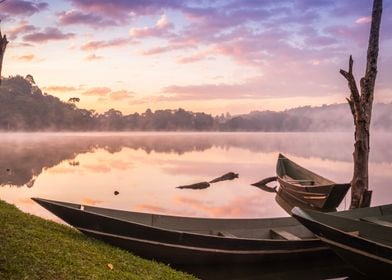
0, 75, 391, 132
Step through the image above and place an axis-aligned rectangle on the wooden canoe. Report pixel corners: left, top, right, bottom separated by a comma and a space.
276, 154, 350, 211
32, 198, 392, 265
292, 205, 392, 276
32, 197, 331, 265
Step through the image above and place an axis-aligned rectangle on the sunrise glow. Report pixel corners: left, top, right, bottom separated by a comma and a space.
1, 0, 392, 115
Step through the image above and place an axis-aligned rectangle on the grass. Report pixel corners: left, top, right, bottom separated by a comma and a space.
0, 199, 198, 280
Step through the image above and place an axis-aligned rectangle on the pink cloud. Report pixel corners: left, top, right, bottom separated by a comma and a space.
6, 20, 37, 40
81, 87, 111, 97
173, 195, 268, 218
15, 54, 36, 61
109, 90, 134, 101
355, 16, 371, 24
142, 39, 197, 56
43, 85, 79, 92
129, 14, 173, 38
68, 0, 182, 19
162, 80, 262, 100
58, 10, 117, 27
1, 0, 48, 17
23, 27, 75, 43
177, 49, 214, 64
81, 37, 135, 51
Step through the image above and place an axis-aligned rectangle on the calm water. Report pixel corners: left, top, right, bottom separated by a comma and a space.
1, 132, 391, 220
0, 132, 390, 279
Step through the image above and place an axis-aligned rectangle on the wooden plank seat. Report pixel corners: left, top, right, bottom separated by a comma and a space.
282, 175, 314, 185
270, 229, 302, 240
211, 231, 237, 238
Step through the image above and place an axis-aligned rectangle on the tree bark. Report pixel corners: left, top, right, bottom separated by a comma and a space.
340, 0, 382, 209
0, 27, 8, 85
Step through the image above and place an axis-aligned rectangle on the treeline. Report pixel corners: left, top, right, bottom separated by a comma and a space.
1, 75, 391, 131
0, 76, 215, 131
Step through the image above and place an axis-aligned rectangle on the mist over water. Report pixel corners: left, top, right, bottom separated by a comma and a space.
0, 132, 391, 222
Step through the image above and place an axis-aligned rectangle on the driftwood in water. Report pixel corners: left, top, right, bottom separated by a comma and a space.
209, 172, 239, 183
251, 176, 278, 193
177, 182, 210, 190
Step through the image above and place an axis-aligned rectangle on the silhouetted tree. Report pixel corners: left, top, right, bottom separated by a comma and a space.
340, 0, 382, 208
68, 97, 80, 103
0, 22, 8, 84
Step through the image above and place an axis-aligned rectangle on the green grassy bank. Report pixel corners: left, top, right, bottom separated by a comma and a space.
0, 200, 197, 280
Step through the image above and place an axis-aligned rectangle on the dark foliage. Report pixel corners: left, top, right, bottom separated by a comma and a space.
0, 75, 391, 132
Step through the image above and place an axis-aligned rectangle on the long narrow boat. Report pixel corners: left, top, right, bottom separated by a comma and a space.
292, 205, 392, 276
276, 154, 350, 211
32, 197, 332, 264
32, 198, 391, 265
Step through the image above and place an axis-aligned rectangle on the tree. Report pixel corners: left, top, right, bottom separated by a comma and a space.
68, 97, 80, 103
0, 22, 8, 85
340, 0, 382, 208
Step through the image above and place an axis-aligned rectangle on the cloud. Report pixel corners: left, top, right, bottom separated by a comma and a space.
43, 86, 79, 92
109, 90, 135, 101
81, 37, 135, 51
14, 54, 36, 61
129, 14, 174, 38
162, 80, 263, 100
58, 10, 117, 27
84, 53, 104, 61
68, 0, 182, 19
81, 87, 111, 97
23, 27, 75, 43
141, 39, 197, 56
355, 16, 371, 25
6, 20, 38, 40
1, 0, 48, 17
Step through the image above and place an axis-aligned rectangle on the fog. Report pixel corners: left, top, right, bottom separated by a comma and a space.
1, 132, 391, 187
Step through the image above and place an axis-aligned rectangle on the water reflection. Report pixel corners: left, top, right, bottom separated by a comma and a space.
0, 132, 391, 222
1, 132, 391, 188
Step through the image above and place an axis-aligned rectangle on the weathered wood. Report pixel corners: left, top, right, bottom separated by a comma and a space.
251, 176, 277, 186
176, 181, 210, 190
340, 0, 382, 209
0, 25, 8, 85
209, 172, 239, 183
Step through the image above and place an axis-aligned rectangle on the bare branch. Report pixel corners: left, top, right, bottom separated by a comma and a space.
340, 55, 361, 114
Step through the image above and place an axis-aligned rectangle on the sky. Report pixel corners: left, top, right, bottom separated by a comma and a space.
1, 0, 392, 115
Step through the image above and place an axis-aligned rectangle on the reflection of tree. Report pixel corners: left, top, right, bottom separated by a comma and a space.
1, 133, 391, 187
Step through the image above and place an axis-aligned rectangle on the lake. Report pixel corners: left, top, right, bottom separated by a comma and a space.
1, 132, 391, 221
0, 132, 390, 279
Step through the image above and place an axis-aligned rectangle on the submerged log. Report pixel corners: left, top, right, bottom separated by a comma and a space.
209, 172, 239, 183
177, 182, 210, 190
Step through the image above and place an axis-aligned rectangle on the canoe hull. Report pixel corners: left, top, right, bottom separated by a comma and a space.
276, 154, 350, 211
292, 207, 392, 276
32, 197, 331, 264
79, 227, 332, 265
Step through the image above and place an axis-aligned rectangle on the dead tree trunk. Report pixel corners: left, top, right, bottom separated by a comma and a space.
0, 26, 8, 85
340, 0, 382, 209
